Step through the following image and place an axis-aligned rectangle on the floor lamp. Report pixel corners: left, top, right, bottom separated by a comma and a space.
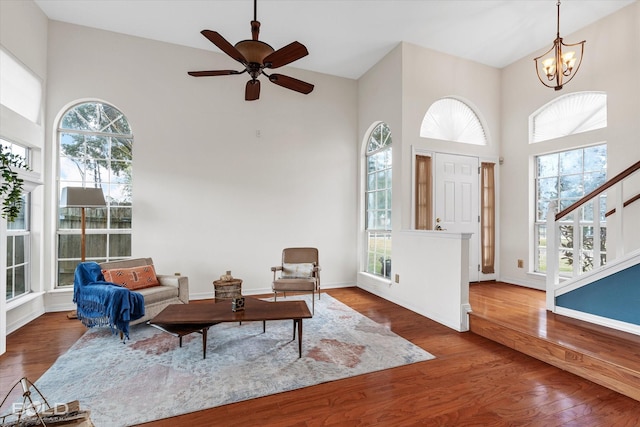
60, 187, 106, 319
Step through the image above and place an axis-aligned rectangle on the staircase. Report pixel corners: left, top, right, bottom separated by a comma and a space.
546, 160, 640, 334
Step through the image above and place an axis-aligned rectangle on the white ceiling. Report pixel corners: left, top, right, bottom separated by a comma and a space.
34, 0, 636, 80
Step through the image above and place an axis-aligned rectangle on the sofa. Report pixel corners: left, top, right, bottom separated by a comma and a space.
99, 257, 189, 325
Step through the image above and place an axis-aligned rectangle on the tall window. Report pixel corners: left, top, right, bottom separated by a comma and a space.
57, 102, 133, 286
365, 123, 392, 278
420, 97, 487, 145
535, 144, 607, 273
2, 140, 31, 301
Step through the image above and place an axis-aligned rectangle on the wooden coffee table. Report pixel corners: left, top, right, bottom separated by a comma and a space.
148, 297, 312, 359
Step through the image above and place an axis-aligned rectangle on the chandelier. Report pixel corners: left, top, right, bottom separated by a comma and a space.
534, 1, 586, 91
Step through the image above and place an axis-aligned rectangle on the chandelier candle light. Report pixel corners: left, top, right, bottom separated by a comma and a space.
534, 1, 586, 91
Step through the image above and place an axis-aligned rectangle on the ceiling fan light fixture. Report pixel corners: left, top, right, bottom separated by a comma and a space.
235, 40, 274, 64
187, 0, 313, 100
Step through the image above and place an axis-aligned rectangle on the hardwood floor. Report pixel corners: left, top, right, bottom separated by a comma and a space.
469, 281, 640, 402
1, 284, 638, 426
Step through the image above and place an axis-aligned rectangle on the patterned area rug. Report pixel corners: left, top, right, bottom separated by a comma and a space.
34, 294, 434, 426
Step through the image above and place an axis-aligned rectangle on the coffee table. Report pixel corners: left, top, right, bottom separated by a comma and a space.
148, 297, 312, 359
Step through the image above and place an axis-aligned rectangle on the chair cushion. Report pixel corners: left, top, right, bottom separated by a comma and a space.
273, 278, 316, 292
281, 262, 314, 279
102, 265, 159, 290
139, 285, 179, 305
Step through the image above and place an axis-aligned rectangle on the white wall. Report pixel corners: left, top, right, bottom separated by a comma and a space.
500, 2, 640, 289
0, 0, 48, 354
38, 21, 358, 312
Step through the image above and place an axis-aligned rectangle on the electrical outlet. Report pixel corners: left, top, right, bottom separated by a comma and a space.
517, 259, 524, 268
395, 274, 400, 283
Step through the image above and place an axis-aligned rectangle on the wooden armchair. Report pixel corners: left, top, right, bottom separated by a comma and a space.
271, 247, 320, 314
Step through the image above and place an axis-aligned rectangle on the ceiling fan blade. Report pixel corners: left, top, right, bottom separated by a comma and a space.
246, 79, 261, 101
201, 30, 247, 64
268, 74, 314, 94
188, 70, 242, 77
263, 41, 309, 69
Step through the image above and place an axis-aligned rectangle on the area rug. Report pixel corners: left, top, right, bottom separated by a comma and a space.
33, 294, 434, 426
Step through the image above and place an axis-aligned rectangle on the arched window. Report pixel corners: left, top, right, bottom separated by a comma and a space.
56, 101, 133, 286
530, 91, 607, 143
420, 97, 487, 145
365, 122, 392, 278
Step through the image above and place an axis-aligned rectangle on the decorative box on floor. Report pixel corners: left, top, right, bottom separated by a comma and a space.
213, 275, 242, 301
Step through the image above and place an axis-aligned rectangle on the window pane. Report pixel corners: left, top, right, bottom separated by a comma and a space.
559, 175, 583, 198
110, 207, 132, 229
6, 236, 13, 265
109, 234, 132, 257
6, 269, 12, 299
14, 265, 26, 295
537, 153, 558, 177
559, 150, 583, 175
537, 177, 558, 201
584, 171, 606, 194
59, 234, 81, 258
86, 234, 107, 258
14, 236, 25, 264
57, 260, 78, 287
86, 207, 108, 229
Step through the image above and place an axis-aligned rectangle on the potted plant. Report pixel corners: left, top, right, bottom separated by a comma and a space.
0, 144, 29, 222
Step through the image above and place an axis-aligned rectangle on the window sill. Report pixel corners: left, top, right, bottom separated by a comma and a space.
6, 291, 45, 311
48, 287, 74, 294
358, 271, 392, 287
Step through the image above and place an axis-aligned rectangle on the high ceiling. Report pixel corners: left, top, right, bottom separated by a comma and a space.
34, 0, 636, 79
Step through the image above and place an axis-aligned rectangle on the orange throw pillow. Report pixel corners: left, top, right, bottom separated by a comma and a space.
102, 265, 159, 290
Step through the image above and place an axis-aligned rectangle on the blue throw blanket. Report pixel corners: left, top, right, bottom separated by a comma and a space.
73, 262, 145, 340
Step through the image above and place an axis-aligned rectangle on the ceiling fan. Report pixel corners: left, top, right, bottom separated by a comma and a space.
188, 0, 314, 101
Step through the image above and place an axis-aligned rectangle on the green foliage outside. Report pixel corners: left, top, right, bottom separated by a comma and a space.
0, 144, 29, 222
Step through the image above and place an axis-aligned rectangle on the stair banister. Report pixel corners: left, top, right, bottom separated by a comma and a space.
546, 159, 640, 311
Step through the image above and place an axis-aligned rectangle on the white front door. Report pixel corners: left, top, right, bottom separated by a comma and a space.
434, 153, 480, 282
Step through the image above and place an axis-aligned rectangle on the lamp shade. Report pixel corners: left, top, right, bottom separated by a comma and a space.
61, 187, 106, 207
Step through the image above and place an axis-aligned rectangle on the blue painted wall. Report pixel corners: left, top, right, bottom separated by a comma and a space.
556, 263, 640, 325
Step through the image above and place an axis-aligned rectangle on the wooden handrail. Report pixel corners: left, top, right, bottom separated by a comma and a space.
605, 193, 640, 217
555, 159, 640, 221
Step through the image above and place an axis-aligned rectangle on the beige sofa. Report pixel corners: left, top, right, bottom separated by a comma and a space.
99, 257, 189, 325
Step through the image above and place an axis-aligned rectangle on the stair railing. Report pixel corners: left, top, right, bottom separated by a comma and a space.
546, 159, 640, 310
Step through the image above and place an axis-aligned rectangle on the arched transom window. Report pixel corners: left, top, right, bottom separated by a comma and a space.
420, 97, 487, 145
530, 91, 607, 143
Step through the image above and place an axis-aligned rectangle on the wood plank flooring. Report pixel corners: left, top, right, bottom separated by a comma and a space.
469, 281, 640, 403
1, 284, 639, 426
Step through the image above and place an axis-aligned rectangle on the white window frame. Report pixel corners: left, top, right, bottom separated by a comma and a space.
364, 122, 392, 278
2, 140, 33, 302
534, 144, 607, 274
56, 101, 133, 287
